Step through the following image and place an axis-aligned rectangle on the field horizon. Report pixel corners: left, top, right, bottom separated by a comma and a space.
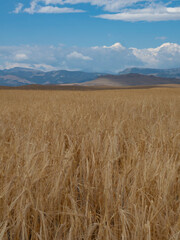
0, 83, 180, 91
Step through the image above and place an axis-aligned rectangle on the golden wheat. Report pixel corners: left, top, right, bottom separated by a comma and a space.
0, 88, 180, 240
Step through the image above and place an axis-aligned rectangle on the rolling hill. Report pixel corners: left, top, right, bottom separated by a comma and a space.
82, 73, 180, 86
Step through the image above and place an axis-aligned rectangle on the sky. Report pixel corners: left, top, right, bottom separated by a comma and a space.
0, 0, 180, 73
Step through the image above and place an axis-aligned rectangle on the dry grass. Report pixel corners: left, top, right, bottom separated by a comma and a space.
0, 88, 180, 240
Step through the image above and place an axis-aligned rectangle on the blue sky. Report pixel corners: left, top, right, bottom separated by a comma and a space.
0, 0, 180, 72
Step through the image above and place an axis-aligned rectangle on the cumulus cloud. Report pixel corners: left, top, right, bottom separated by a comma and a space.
102, 42, 125, 50
0, 42, 180, 72
67, 51, 92, 60
131, 42, 180, 68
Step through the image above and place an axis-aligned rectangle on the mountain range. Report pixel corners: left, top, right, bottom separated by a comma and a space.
119, 67, 180, 79
0, 68, 102, 86
0, 67, 180, 87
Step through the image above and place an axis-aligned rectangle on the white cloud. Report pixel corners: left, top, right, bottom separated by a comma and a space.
1, 42, 180, 72
67, 51, 92, 60
1, 62, 57, 72
23, 1, 37, 14
15, 0, 84, 14
27, 0, 150, 12
37, 6, 84, 13
14, 53, 28, 61
156, 36, 167, 41
23, 2, 84, 14
12, 0, 152, 15
96, 6, 180, 22
13, 3, 24, 13
131, 42, 180, 67
3, 62, 33, 70
102, 42, 125, 50
13, 0, 180, 23
33, 64, 58, 71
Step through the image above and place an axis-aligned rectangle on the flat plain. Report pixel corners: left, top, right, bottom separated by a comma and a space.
0, 88, 180, 240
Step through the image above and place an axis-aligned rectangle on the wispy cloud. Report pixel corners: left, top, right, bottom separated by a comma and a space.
28, 0, 151, 12
96, 6, 180, 22
156, 36, 167, 41
14, 53, 28, 61
13, 0, 180, 23
29, 6, 84, 14
14, 1, 85, 14
13, 3, 24, 13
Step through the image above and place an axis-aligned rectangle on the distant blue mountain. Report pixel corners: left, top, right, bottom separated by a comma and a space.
0, 67, 104, 86
119, 67, 180, 79
0, 67, 180, 87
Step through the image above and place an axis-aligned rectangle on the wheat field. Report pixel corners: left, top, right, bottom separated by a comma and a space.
0, 88, 180, 240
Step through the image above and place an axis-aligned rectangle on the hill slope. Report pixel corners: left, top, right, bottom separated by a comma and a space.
82, 73, 180, 86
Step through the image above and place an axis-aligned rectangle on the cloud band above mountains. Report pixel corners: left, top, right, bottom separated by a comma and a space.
0, 42, 180, 72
